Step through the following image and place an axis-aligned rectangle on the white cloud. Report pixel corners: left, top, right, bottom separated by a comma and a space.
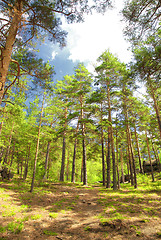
60, 0, 132, 67
52, 51, 58, 59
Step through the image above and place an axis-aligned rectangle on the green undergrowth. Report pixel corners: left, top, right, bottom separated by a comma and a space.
0, 172, 161, 238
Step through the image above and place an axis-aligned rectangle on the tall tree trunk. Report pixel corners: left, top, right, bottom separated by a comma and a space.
30, 92, 45, 192
107, 81, 117, 190
101, 103, 105, 186
134, 120, 144, 173
23, 144, 31, 180
0, 1, 23, 104
60, 105, 67, 182
123, 91, 137, 187
80, 95, 87, 185
66, 151, 69, 181
120, 147, 125, 183
148, 79, 161, 139
3, 122, 14, 164
116, 128, 120, 189
0, 102, 7, 134
71, 120, 79, 183
151, 140, 161, 172
145, 131, 155, 182
10, 141, 15, 167
43, 140, 51, 179
106, 128, 111, 188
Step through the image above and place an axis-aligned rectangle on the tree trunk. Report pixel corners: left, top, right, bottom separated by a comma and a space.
116, 128, 120, 189
134, 120, 144, 173
148, 80, 161, 139
120, 147, 125, 183
106, 129, 111, 188
23, 144, 30, 180
66, 151, 69, 181
43, 140, 51, 179
3, 122, 14, 164
30, 92, 45, 192
0, 102, 7, 135
107, 81, 117, 190
60, 105, 67, 182
146, 131, 155, 182
80, 95, 87, 185
10, 141, 15, 167
101, 103, 105, 186
71, 120, 79, 183
151, 140, 161, 172
123, 91, 136, 187
0, 1, 23, 104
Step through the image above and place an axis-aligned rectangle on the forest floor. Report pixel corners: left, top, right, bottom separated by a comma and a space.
0, 175, 161, 240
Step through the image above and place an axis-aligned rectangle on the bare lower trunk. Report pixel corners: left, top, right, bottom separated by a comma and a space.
60, 105, 67, 182
120, 148, 124, 183
30, 92, 45, 192
106, 129, 111, 188
23, 144, 31, 180
146, 131, 155, 182
3, 122, 14, 164
66, 151, 69, 181
43, 141, 51, 179
60, 137, 66, 181
116, 128, 120, 189
134, 121, 144, 173
71, 140, 77, 183
71, 120, 79, 183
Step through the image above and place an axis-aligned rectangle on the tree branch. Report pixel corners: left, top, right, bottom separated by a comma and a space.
3, 59, 20, 98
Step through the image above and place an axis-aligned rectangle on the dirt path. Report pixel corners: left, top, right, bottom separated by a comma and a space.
0, 182, 161, 239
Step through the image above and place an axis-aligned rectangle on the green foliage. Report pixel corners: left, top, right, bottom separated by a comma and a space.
7, 222, 24, 234
43, 230, 57, 236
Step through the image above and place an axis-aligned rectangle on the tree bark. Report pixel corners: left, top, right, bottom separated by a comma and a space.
148, 79, 161, 139
23, 144, 31, 180
3, 122, 14, 164
120, 147, 125, 183
106, 129, 111, 188
43, 140, 51, 179
71, 120, 79, 183
0, 1, 23, 104
30, 92, 45, 192
80, 95, 87, 185
101, 103, 105, 186
60, 105, 68, 182
107, 81, 117, 190
134, 120, 144, 173
146, 131, 155, 182
116, 128, 120, 189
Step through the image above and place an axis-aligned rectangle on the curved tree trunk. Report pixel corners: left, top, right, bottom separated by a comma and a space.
0, 1, 23, 104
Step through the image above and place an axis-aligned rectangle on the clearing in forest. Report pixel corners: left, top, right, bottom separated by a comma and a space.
0, 174, 161, 240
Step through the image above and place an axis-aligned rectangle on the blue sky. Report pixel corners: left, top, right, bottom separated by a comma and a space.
36, 0, 133, 82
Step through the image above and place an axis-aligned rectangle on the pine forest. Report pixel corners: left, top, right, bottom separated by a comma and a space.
0, 1, 161, 239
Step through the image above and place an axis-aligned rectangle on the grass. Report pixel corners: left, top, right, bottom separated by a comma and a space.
7, 222, 24, 234
49, 212, 58, 218
43, 230, 57, 236
31, 214, 42, 220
